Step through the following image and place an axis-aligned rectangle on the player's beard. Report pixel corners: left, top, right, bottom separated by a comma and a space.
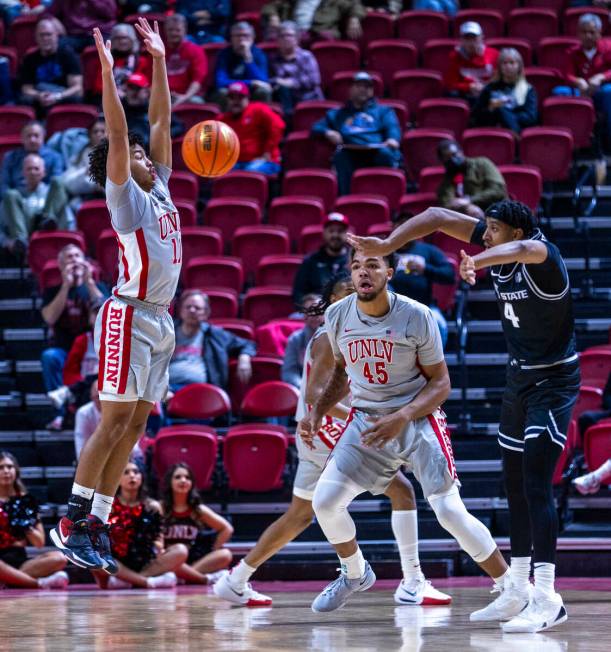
356, 284, 384, 302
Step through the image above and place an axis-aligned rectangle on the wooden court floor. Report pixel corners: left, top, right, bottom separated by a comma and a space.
0, 584, 609, 651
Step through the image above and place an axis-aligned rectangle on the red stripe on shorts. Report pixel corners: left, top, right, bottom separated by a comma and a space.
427, 411, 457, 480
117, 305, 134, 395
97, 300, 111, 392
116, 234, 130, 282
135, 228, 149, 300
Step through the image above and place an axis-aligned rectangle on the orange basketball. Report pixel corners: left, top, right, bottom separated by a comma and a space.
181, 120, 240, 178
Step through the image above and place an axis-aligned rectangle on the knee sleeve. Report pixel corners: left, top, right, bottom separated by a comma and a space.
428, 488, 497, 563
312, 459, 365, 545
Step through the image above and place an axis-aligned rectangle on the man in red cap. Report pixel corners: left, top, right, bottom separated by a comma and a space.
292, 212, 350, 306
218, 81, 285, 175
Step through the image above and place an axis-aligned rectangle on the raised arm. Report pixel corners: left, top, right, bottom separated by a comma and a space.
93, 27, 129, 185
135, 17, 171, 168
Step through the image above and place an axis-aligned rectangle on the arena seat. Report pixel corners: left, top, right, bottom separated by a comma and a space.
171, 103, 220, 130
487, 38, 533, 66
204, 198, 261, 243
283, 131, 335, 170
76, 200, 110, 257
241, 381, 300, 418
311, 40, 360, 89
211, 170, 268, 207
467, 0, 517, 15
181, 226, 223, 261
417, 98, 470, 138
498, 165, 543, 212
542, 97, 596, 150
298, 224, 324, 254
552, 419, 578, 486
167, 383, 231, 420
508, 8, 559, 47
418, 166, 445, 194
0, 105, 35, 137
80, 46, 100, 96
171, 137, 188, 171
185, 256, 244, 293
28, 231, 86, 280
396, 11, 450, 51
453, 9, 505, 38
293, 100, 342, 132
572, 386, 604, 426
366, 40, 418, 89
584, 422, 611, 481
268, 196, 325, 245
422, 39, 459, 74
360, 11, 395, 50
525, 67, 563, 109
520, 127, 574, 182
0, 46, 18, 77
328, 70, 384, 103
536, 37, 580, 73
380, 99, 410, 131
39, 259, 101, 292
334, 194, 390, 235
232, 225, 290, 280
45, 105, 100, 137
432, 253, 459, 314
351, 168, 406, 212
367, 222, 393, 238
228, 354, 284, 408
243, 287, 294, 327
201, 42, 226, 91
402, 128, 454, 180
281, 169, 337, 213
198, 288, 239, 318
168, 171, 199, 204
392, 71, 444, 122
255, 319, 305, 357
579, 350, 611, 390
96, 229, 118, 285
6, 14, 37, 59
462, 127, 517, 165
398, 192, 437, 216
256, 255, 303, 288
208, 318, 255, 340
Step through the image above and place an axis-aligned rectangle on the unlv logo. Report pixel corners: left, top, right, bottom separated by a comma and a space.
158, 211, 180, 240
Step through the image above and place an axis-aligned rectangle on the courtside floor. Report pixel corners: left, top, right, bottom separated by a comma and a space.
0, 578, 610, 651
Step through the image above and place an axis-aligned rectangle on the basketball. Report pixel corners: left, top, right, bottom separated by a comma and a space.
181, 120, 240, 178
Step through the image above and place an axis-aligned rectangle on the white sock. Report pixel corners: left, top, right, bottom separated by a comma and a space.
593, 459, 611, 481
493, 568, 510, 588
534, 562, 555, 597
90, 492, 114, 524
510, 556, 531, 592
230, 560, 256, 589
391, 510, 421, 581
339, 547, 366, 580
71, 482, 94, 500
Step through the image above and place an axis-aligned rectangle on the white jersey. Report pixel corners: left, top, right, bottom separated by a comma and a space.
325, 291, 444, 409
106, 162, 182, 307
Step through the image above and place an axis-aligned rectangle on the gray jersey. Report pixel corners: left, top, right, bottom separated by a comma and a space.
325, 291, 444, 409
106, 162, 181, 307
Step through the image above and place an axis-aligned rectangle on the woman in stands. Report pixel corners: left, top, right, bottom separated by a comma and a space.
94, 460, 187, 589
161, 463, 233, 585
0, 452, 69, 589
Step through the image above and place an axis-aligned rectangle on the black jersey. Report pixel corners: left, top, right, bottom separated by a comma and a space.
471, 224, 576, 368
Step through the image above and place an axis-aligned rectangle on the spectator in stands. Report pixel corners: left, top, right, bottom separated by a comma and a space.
269, 20, 323, 118
162, 463, 233, 586
48, 0, 117, 53
444, 22, 499, 104
472, 48, 538, 135
311, 71, 402, 195
214, 22, 271, 103
170, 289, 256, 393
389, 211, 455, 347
413, 0, 458, 15
218, 81, 285, 175
262, 0, 365, 43
293, 212, 350, 306
281, 293, 323, 388
40, 244, 107, 430
436, 139, 507, 218
164, 13, 208, 106
0, 54, 13, 104
0, 451, 69, 590
176, 0, 231, 44
19, 18, 83, 116
73, 380, 100, 460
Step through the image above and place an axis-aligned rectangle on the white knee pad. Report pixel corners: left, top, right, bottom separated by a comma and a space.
428, 487, 497, 563
312, 458, 366, 545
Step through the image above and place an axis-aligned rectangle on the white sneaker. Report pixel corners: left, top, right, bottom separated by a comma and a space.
470, 581, 531, 622
206, 569, 229, 586
38, 570, 69, 590
108, 576, 132, 590
573, 472, 601, 495
47, 386, 73, 410
45, 415, 63, 431
146, 572, 177, 589
213, 571, 272, 606
394, 576, 452, 606
503, 592, 567, 633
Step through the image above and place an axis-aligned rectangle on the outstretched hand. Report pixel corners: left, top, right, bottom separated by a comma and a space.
459, 249, 477, 286
135, 17, 165, 58
93, 27, 113, 72
346, 233, 391, 257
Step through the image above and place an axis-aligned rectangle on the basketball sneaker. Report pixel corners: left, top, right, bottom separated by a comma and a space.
205, 569, 229, 586
146, 572, 177, 589
50, 517, 104, 570
87, 515, 119, 575
470, 580, 531, 622
573, 472, 601, 495
311, 562, 376, 613
502, 593, 567, 633
394, 576, 452, 606
37, 570, 69, 590
213, 572, 272, 606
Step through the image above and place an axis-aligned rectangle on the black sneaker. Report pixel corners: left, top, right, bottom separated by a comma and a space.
87, 515, 119, 575
50, 517, 104, 570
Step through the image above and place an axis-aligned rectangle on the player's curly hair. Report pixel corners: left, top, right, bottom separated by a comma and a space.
88, 132, 147, 187
485, 200, 537, 237
305, 271, 353, 317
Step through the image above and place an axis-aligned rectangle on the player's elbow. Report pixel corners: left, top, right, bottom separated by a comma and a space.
516, 240, 547, 264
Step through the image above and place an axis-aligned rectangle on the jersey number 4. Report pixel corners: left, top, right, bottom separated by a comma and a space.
504, 302, 520, 328
363, 361, 388, 384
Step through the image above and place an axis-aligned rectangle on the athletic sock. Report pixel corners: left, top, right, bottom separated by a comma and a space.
493, 568, 511, 588
510, 556, 532, 592
90, 493, 114, 524
391, 510, 422, 581
230, 560, 256, 590
66, 483, 94, 521
534, 562, 556, 598
593, 459, 611, 482
339, 547, 366, 580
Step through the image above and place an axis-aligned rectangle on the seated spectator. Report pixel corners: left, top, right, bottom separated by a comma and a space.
48, 0, 117, 53
214, 21, 271, 103
162, 463, 233, 586
281, 293, 323, 387
389, 212, 455, 347
311, 71, 401, 195
19, 18, 83, 117
444, 22, 499, 104
472, 48, 538, 135
73, 380, 101, 460
176, 0, 231, 44
0, 121, 64, 199
218, 81, 285, 175
169, 289, 256, 392
436, 139, 507, 218
0, 451, 69, 590
269, 20, 323, 117
95, 460, 187, 590
0, 54, 13, 105
40, 244, 107, 430
413, 0, 457, 15
293, 212, 350, 306
164, 13, 208, 107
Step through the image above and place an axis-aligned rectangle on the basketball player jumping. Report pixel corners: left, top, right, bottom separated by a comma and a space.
51, 19, 181, 573
214, 274, 450, 607
299, 251, 511, 615
348, 200, 578, 633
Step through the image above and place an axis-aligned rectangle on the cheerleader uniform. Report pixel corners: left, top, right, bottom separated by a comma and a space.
163, 509, 216, 564
109, 500, 161, 572
0, 494, 40, 568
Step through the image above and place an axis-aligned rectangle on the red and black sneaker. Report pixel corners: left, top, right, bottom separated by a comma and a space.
50, 517, 104, 570
87, 515, 119, 575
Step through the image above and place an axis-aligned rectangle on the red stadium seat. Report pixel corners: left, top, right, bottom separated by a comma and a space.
351, 168, 406, 212
174, 199, 197, 228
398, 192, 437, 216
525, 67, 562, 108
211, 170, 269, 207
45, 105, 100, 137
293, 100, 342, 132
579, 350, 611, 390
523, 0, 565, 9
232, 225, 290, 280
81, 46, 100, 96
7, 14, 37, 60
200, 288, 239, 318
520, 127, 573, 182
208, 318, 255, 340
181, 226, 223, 266
0, 106, 35, 137
367, 222, 393, 238
268, 196, 325, 245
536, 37, 580, 73
453, 10, 505, 38
334, 194, 390, 235
283, 130, 335, 169
584, 422, 611, 481
396, 11, 450, 51
168, 171, 199, 204
28, 231, 86, 280
282, 169, 337, 213
172, 103, 220, 130
228, 354, 283, 408
542, 97, 596, 150
243, 287, 294, 326
258, 41, 278, 58
467, 0, 518, 15
417, 98, 470, 138
184, 256, 244, 293
391, 70, 444, 118
96, 229, 118, 285
498, 165, 543, 212
311, 41, 360, 89
419, 166, 445, 194
0, 135, 22, 164
552, 419, 578, 486
202, 42, 226, 90
486, 38, 533, 67
431, 231, 485, 270
298, 224, 324, 254
204, 198, 261, 243
360, 12, 395, 50
572, 386, 603, 424
0, 46, 18, 77
380, 99, 410, 130
256, 255, 303, 288
328, 70, 384, 103
256, 319, 304, 356
402, 128, 454, 180
508, 8, 559, 47
462, 127, 517, 165
171, 137, 188, 171
153, 428, 218, 491
233, 0, 268, 13
422, 39, 459, 75
432, 253, 459, 313
366, 40, 418, 89
563, 7, 610, 37
223, 427, 287, 492
241, 381, 299, 418
76, 199, 110, 256
167, 383, 231, 420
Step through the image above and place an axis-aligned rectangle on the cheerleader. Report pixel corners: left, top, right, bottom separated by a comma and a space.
162, 463, 233, 585
95, 460, 188, 590
0, 452, 68, 589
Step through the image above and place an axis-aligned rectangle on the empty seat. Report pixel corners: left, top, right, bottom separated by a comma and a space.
498, 165, 542, 211
181, 226, 223, 260
184, 256, 244, 293
467, 0, 518, 14
174, 199, 197, 228
256, 319, 305, 356
0, 106, 35, 137
391, 70, 444, 118
398, 192, 437, 216
402, 128, 454, 179
520, 127, 573, 182
45, 105, 100, 137
462, 127, 517, 165
204, 198, 261, 243
208, 318, 255, 340
282, 169, 337, 213
7, 14, 37, 59
228, 354, 284, 408
76, 199, 110, 256
417, 98, 470, 138
508, 8, 558, 47
487, 38, 533, 66
171, 103, 220, 130
167, 382, 231, 420
396, 11, 450, 51
268, 196, 325, 245
311, 41, 360, 89
360, 11, 395, 49
96, 229, 118, 285
334, 194, 390, 235
422, 38, 459, 74
536, 37, 580, 72
419, 166, 445, 194
298, 224, 324, 254
232, 225, 290, 280
211, 170, 269, 207
366, 40, 418, 89
199, 288, 239, 318
171, 137, 188, 171
525, 67, 562, 108
351, 168, 406, 212
328, 70, 384, 103
241, 381, 300, 418
454, 10, 505, 38
28, 231, 86, 280
81, 45, 100, 97
283, 130, 335, 169
256, 254, 303, 288
542, 96, 596, 150
293, 100, 342, 131
243, 287, 294, 326
168, 171, 199, 204
367, 222, 393, 238
579, 349, 611, 390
